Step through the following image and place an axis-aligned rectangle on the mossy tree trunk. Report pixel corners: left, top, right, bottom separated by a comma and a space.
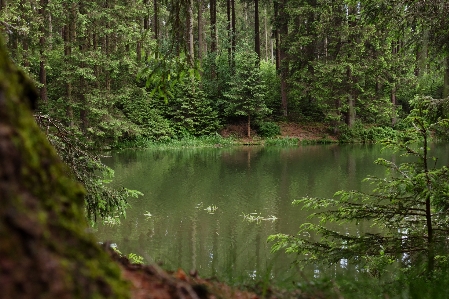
0, 38, 129, 299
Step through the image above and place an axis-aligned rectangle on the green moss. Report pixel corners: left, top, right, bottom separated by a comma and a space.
0, 38, 130, 298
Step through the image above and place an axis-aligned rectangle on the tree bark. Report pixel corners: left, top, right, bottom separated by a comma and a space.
187, 0, 194, 67
345, 4, 356, 127
39, 0, 48, 106
274, 0, 279, 70
444, 55, 449, 98
254, 0, 260, 61
210, 0, 217, 53
231, 0, 236, 61
279, 0, 288, 116
79, 0, 88, 133
391, 83, 397, 126
210, 0, 217, 78
264, 7, 268, 61
198, 0, 204, 62
247, 114, 251, 138
227, 0, 231, 66
0, 35, 129, 299
153, 0, 159, 58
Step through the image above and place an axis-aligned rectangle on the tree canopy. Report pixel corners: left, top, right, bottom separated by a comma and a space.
0, 0, 447, 143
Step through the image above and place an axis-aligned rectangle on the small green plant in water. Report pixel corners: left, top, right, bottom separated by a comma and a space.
242, 212, 278, 224
204, 205, 218, 214
102, 215, 121, 226
112, 246, 145, 265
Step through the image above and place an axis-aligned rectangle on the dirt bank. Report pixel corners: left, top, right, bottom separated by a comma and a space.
220, 122, 338, 144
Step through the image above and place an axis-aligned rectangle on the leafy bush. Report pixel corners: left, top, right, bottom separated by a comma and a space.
117, 87, 174, 141
257, 121, 281, 137
338, 121, 398, 143
224, 44, 271, 137
168, 76, 220, 137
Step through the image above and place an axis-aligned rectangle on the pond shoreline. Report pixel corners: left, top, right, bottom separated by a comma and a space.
113, 122, 339, 150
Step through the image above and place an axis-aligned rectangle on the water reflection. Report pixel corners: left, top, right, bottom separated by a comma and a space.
94, 143, 449, 286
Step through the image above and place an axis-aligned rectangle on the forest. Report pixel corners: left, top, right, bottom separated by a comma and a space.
2, 0, 449, 298
2, 0, 448, 144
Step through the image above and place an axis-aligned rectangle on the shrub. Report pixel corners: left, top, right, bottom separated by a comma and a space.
257, 121, 281, 137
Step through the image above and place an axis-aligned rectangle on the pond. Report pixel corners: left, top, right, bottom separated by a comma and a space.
94, 143, 449, 287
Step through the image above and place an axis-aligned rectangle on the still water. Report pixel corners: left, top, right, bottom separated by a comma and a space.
94, 143, 449, 286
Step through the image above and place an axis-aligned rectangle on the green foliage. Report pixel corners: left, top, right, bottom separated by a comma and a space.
259, 60, 281, 117
168, 76, 220, 137
337, 121, 398, 143
112, 246, 144, 264
142, 54, 199, 103
264, 137, 299, 146
257, 121, 281, 137
201, 51, 233, 122
35, 114, 142, 221
269, 97, 449, 281
114, 133, 236, 150
3, 0, 449, 148
140, 53, 220, 138
224, 45, 271, 125
116, 87, 174, 141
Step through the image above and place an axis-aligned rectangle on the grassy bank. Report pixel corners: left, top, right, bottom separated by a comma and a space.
111, 121, 415, 150
112, 134, 340, 150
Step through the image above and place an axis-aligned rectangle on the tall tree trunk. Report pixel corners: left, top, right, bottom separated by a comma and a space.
198, 0, 204, 62
19, 0, 30, 68
187, 0, 194, 67
64, 2, 77, 127
416, 28, 429, 76
105, 0, 111, 92
391, 40, 399, 125
274, 0, 279, 70
391, 83, 397, 125
210, 0, 217, 78
345, 4, 356, 127
154, 0, 159, 58
279, 0, 288, 116
254, 0, 260, 61
210, 0, 217, 53
227, 0, 231, 66
247, 115, 251, 138
63, 24, 72, 125
264, 7, 268, 61
39, 48, 47, 105
39, 0, 48, 106
143, 0, 150, 61
231, 0, 236, 68
136, 40, 142, 62
92, 25, 100, 89
79, 0, 88, 133
345, 67, 355, 127
444, 55, 449, 99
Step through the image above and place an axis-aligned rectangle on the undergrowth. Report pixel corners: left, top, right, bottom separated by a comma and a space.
114, 134, 236, 149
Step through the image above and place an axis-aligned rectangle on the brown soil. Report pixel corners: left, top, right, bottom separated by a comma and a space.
220, 122, 337, 144
110, 248, 331, 299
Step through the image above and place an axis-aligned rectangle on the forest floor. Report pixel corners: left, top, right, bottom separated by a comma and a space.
220, 122, 338, 144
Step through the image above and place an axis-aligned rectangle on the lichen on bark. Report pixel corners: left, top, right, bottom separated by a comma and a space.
0, 37, 129, 298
